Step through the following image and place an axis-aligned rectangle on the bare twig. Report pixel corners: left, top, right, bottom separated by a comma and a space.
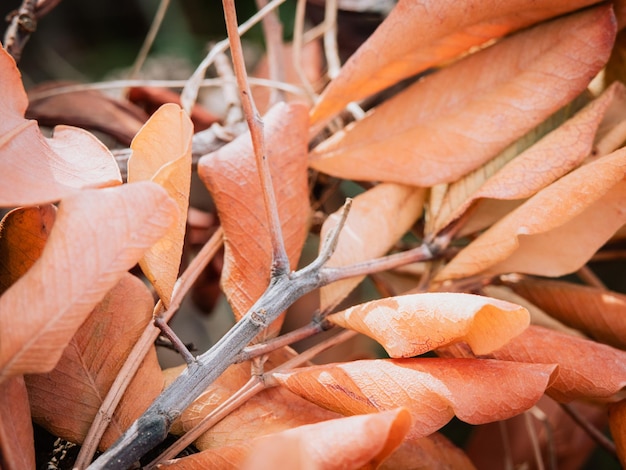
147, 329, 356, 467
292, 0, 318, 103
127, 0, 171, 80
524, 411, 545, 470
560, 402, 617, 458
576, 265, 607, 289
255, 0, 286, 107
323, 0, 340, 79
3, 0, 37, 62
223, 0, 289, 275
180, 0, 288, 114
75, 228, 223, 469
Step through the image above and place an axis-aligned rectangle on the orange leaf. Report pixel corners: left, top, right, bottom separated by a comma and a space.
0, 205, 56, 295
156, 443, 251, 469
0, 48, 121, 206
487, 325, 626, 402
309, 6, 615, 186
432, 82, 626, 234
128, 103, 193, 307
327, 293, 529, 357
609, 399, 626, 468
25, 273, 162, 450
310, 0, 603, 127
437, 146, 626, 281
505, 277, 626, 350
0, 182, 177, 381
241, 408, 411, 470
381, 433, 476, 470
197, 102, 309, 335
320, 183, 425, 311
0, 376, 34, 470
274, 358, 555, 439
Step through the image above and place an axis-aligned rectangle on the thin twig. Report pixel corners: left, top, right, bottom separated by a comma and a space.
576, 265, 607, 289
323, 0, 340, 79
524, 411, 545, 470
236, 319, 331, 363
223, 0, 289, 275
180, 0, 288, 114
292, 0, 318, 103
527, 406, 557, 470
75, 228, 223, 469
127, 0, 171, 80
255, 0, 286, 107
560, 402, 617, 457
3, 0, 38, 62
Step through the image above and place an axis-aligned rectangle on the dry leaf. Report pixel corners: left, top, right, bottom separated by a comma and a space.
487, 325, 626, 402
437, 146, 626, 281
274, 358, 556, 439
0, 376, 34, 470
156, 443, 251, 469
380, 433, 476, 470
504, 277, 626, 349
128, 103, 193, 307
198, 102, 309, 335
310, 0, 603, 127
25, 273, 162, 450
309, 6, 615, 187
241, 408, 411, 470
0, 205, 56, 295
432, 83, 625, 235
0, 182, 178, 381
327, 293, 529, 357
0, 47, 121, 206
27, 82, 149, 145
320, 183, 425, 311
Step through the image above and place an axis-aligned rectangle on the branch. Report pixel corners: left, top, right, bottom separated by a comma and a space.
223, 0, 289, 275
3, 0, 37, 62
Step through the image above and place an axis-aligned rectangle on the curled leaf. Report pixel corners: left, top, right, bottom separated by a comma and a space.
0, 47, 121, 206
327, 293, 529, 357
487, 325, 626, 402
320, 183, 425, 311
128, 103, 193, 307
241, 408, 412, 470
310, 6, 616, 186
274, 358, 556, 438
0, 183, 178, 382
310, 0, 603, 127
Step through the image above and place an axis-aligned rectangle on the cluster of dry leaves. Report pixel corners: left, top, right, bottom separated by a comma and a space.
3, 0, 626, 468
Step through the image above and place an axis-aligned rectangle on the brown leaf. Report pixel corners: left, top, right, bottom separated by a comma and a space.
487, 325, 626, 402
432, 83, 625, 235
0, 182, 178, 381
128, 103, 193, 307
0, 47, 121, 206
25, 273, 162, 450
309, 6, 615, 186
505, 277, 626, 349
0, 376, 35, 470
320, 184, 425, 311
327, 293, 529, 357
241, 408, 411, 470
0, 205, 56, 295
197, 102, 310, 335
436, 146, 626, 281
27, 82, 149, 146
310, 0, 604, 128
274, 358, 556, 439
380, 433, 477, 470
